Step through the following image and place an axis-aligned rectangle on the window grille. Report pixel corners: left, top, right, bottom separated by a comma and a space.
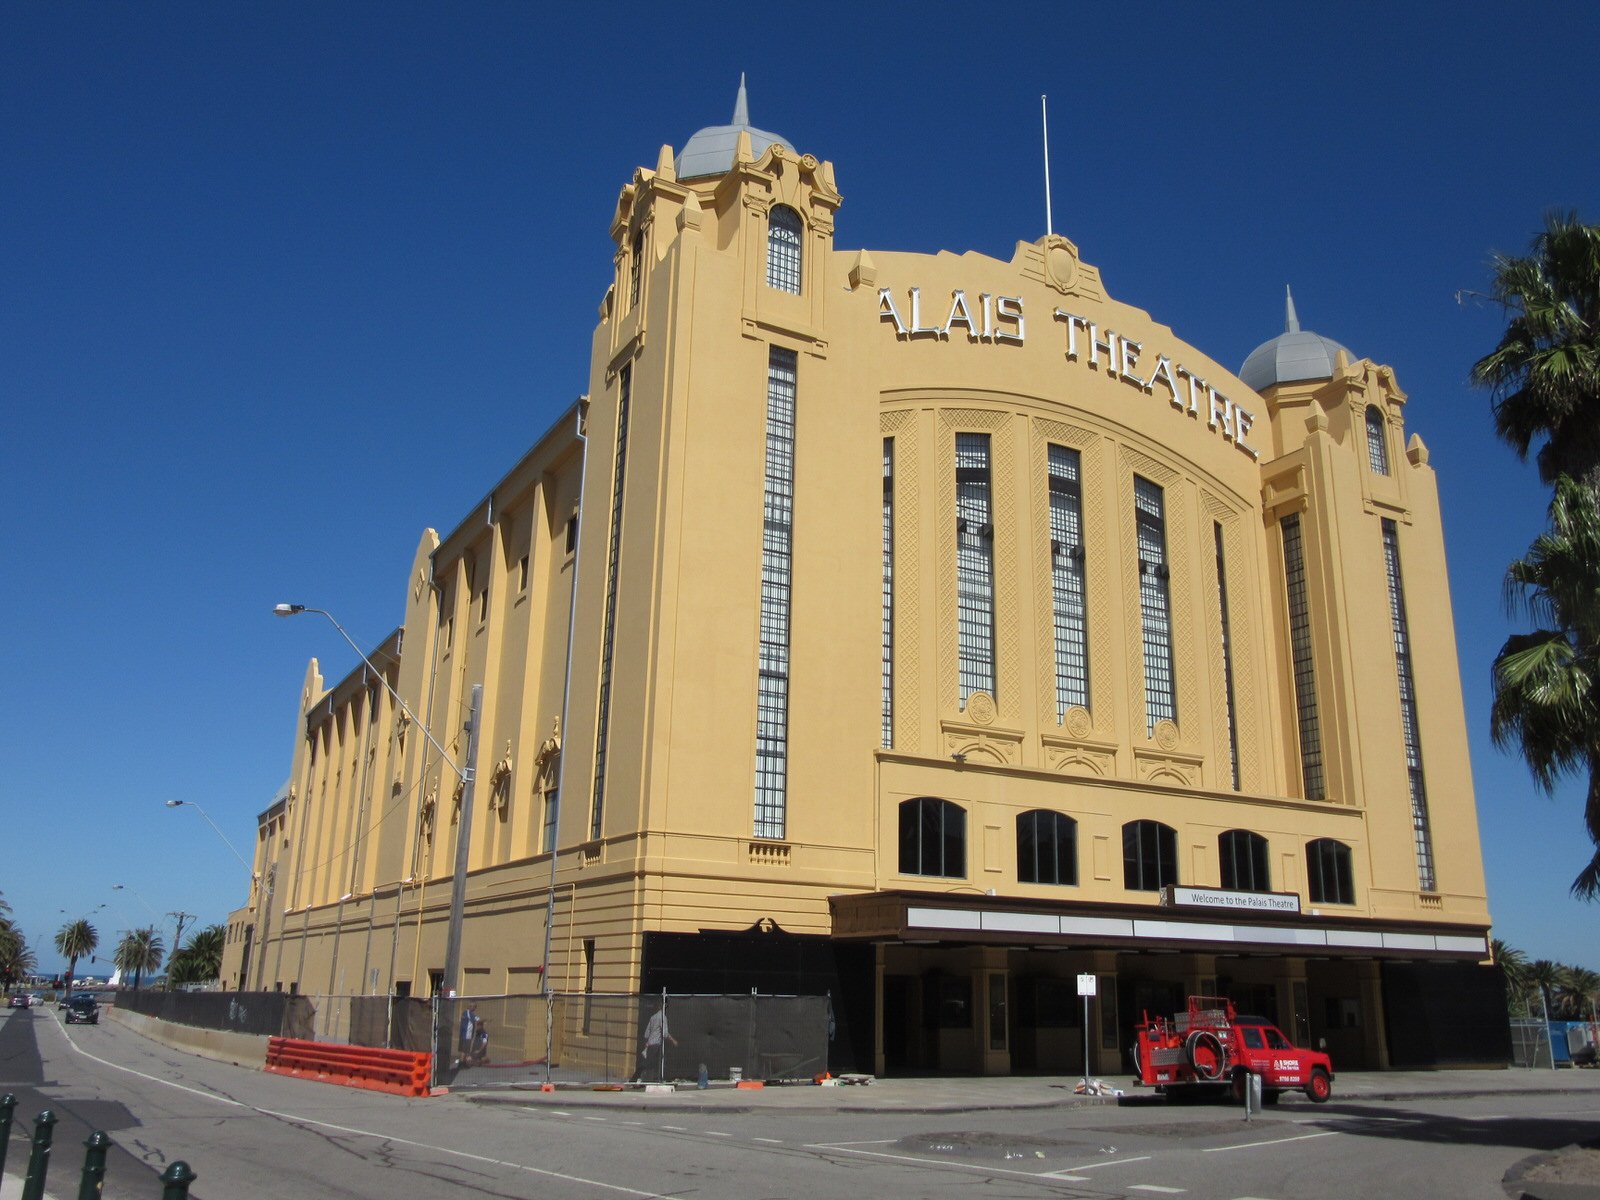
1048, 445, 1089, 716
1366, 405, 1390, 476
956, 433, 996, 703
1281, 513, 1325, 800
899, 798, 966, 877
1123, 819, 1178, 891
1215, 522, 1241, 789
766, 206, 802, 294
1017, 810, 1078, 886
1218, 829, 1270, 892
1383, 519, 1436, 891
882, 439, 894, 748
630, 229, 644, 309
753, 348, 797, 839
591, 365, 632, 839
1134, 477, 1176, 732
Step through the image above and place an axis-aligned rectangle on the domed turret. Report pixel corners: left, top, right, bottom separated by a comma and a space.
674, 74, 794, 181
1239, 287, 1352, 393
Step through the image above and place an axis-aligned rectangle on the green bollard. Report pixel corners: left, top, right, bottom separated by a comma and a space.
0, 1094, 16, 1177
20, 1109, 58, 1200
159, 1160, 198, 1200
78, 1130, 111, 1200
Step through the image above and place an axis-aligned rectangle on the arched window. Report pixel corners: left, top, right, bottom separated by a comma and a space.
1365, 405, 1389, 476
899, 797, 965, 878
766, 205, 802, 294
1123, 820, 1178, 892
1306, 838, 1355, 905
1017, 810, 1077, 886
1218, 829, 1270, 892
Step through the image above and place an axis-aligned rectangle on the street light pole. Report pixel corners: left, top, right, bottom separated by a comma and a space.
164, 801, 253, 876
275, 603, 481, 1000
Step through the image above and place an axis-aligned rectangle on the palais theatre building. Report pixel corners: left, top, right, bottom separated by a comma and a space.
225, 88, 1502, 1075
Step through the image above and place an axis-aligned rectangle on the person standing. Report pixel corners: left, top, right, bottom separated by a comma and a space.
636, 1002, 677, 1082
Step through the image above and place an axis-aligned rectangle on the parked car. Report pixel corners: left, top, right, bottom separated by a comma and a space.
7, 992, 30, 1008
64, 995, 99, 1025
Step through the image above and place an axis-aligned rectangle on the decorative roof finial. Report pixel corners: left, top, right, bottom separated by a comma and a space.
1285, 284, 1301, 334
732, 72, 748, 126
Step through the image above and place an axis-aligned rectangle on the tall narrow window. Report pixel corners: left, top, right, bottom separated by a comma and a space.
899, 798, 966, 878
754, 348, 797, 839
629, 229, 644, 309
1214, 522, 1241, 790
1048, 445, 1089, 716
956, 433, 996, 703
1365, 405, 1390, 476
1017, 810, 1078, 886
882, 438, 895, 748
542, 787, 558, 854
1134, 477, 1176, 732
1218, 829, 1270, 892
591, 365, 632, 839
1123, 819, 1178, 891
1383, 519, 1436, 891
1281, 513, 1325, 800
766, 205, 802, 294
1306, 838, 1355, 905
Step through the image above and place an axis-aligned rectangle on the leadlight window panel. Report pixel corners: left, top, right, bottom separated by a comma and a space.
1366, 405, 1390, 476
542, 787, 558, 854
1281, 513, 1326, 800
1134, 477, 1176, 732
898, 797, 966, 878
753, 347, 798, 839
630, 229, 644, 309
766, 205, 802, 294
882, 438, 895, 748
1218, 829, 1270, 892
1383, 519, 1437, 891
1017, 810, 1078, 886
1048, 445, 1089, 716
1214, 523, 1241, 790
1306, 838, 1355, 905
955, 433, 996, 703
1123, 819, 1178, 892
591, 365, 632, 840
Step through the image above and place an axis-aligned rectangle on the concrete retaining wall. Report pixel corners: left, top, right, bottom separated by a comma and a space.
109, 1005, 269, 1068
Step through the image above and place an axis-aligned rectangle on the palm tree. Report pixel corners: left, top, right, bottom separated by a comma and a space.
114, 928, 165, 992
1473, 212, 1600, 488
1558, 965, 1600, 1020
1491, 476, 1600, 898
167, 925, 225, 987
1528, 959, 1563, 1018
0, 923, 34, 994
54, 920, 99, 991
1493, 938, 1532, 1011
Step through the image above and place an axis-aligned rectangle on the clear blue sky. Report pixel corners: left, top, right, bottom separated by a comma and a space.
4, 2, 1597, 976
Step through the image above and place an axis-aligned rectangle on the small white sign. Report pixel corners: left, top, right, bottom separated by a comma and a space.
1077, 973, 1097, 997
1164, 885, 1302, 914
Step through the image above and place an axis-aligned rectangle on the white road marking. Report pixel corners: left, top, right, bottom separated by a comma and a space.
1054, 1156, 1153, 1172
750, 1137, 783, 1144
1129, 1187, 1186, 1194
659, 1125, 686, 1131
583, 1116, 608, 1122
1204, 1131, 1338, 1153
813, 1142, 1105, 1181
48, 1022, 672, 1198
705, 1131, 731, 1137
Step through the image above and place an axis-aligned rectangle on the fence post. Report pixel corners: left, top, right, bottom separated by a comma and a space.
78, 1130, 110, 1200
20, 1109, 58, 1200
0, 1094, 16, 1178
159, 1161, 198, 1199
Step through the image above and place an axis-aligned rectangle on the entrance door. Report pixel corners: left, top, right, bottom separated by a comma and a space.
883, 975, 914, 1072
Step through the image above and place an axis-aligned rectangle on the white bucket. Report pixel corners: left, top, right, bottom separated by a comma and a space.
729, 1067, 743, 1082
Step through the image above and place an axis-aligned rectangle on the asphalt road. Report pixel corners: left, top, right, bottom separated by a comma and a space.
3, 1005, 1598, 1200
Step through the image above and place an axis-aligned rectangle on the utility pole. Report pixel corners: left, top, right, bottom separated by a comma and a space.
168, 912, 194, 987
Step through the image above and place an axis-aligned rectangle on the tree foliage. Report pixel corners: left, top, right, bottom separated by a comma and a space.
114, 927, 165, 991
167, 925, 225, 987
54, 919, 99, 991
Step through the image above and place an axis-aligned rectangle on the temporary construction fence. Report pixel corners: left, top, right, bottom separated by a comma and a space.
118, 987, 830, 1092
435, 992, 831, 1091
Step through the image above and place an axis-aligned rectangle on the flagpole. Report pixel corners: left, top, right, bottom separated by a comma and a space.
1041, 94, 1054, 237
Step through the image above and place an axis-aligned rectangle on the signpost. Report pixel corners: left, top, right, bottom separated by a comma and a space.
1077, 973, 1097, 1092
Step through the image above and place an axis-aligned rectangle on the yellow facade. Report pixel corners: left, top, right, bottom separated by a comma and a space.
224, 93, 1495, 1074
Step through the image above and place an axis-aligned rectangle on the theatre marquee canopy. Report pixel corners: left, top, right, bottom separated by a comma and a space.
830, 891, 1490, 961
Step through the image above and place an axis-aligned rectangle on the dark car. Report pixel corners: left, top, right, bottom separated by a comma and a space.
8, 992, 31, 1009
64, 995, 99, 1025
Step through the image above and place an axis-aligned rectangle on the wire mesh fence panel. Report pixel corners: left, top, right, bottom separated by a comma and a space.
434, 995, 556, 1089
546, 993, 643, 1085
115, 989, 291, 1038
1509, 1019, 1553, 1068
663, 995, 829, 1083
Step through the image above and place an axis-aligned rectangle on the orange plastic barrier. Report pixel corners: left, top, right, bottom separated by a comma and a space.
264, 1037, 432, 1098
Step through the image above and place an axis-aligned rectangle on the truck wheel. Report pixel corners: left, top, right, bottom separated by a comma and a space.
1307, 1067, 1331, 1103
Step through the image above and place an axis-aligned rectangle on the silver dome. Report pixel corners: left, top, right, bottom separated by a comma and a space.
675, 75, 794, 181
1239, 288, 1352, 393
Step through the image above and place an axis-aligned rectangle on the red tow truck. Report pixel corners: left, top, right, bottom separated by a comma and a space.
1131, 995, 1334, 1104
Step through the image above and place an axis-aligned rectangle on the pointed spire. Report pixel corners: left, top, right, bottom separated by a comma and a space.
732, 73, 748, 126
1285, 285, 1301, 334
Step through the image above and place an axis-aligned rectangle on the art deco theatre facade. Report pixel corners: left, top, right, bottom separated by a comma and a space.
225, 88, 1498, 1074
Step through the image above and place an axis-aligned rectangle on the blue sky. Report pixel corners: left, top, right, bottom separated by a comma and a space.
3, 2, 1597, 977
